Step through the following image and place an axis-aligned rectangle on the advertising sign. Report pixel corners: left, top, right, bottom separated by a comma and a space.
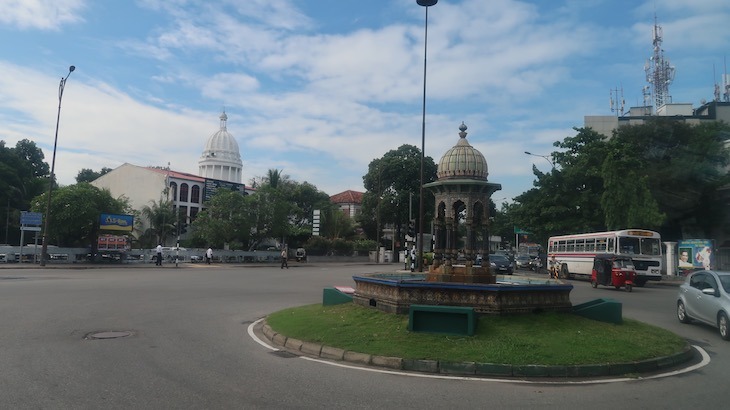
99, 214, 134, 232
20, 211, 43, 226
677, 239, 714, 271
203, 179, 246, 202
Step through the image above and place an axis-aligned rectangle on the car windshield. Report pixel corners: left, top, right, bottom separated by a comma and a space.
491, 255, 508, 262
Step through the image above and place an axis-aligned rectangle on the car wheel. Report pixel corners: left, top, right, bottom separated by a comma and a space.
719, 312, 730, 341
677, 301, 692, 324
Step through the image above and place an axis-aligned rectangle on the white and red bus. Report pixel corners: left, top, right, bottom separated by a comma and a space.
547, 229, 662, 286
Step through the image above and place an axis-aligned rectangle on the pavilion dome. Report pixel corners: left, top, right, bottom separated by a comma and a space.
436, 122, 489, 180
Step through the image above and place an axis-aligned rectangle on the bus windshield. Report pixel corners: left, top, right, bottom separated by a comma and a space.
618, 237, 661, 256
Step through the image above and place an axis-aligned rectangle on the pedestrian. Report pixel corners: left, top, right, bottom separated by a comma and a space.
280, 248, 288, 269
206, 247, 213, 265
156, 243, 163, 266
410, 246, 416, 272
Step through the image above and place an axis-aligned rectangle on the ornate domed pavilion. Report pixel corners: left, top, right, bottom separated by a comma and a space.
424, 122, 501, 278
198, 112, 243, 183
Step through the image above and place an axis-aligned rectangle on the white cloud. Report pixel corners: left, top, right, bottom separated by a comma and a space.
0, 0, 85, 30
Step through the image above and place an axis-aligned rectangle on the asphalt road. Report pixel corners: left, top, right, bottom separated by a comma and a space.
0, 263, 728, 409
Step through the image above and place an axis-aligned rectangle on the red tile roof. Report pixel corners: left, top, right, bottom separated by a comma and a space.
330, 190, 363, 204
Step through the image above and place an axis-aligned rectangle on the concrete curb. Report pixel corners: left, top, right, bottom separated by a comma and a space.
259, 321, 695, 379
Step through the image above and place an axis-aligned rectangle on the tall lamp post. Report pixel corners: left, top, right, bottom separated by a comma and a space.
524, 151, 554, 169
417, 0, 437, 272
40, 65, 75, 267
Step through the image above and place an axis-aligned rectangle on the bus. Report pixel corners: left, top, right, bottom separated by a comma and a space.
547, 229, 662, 286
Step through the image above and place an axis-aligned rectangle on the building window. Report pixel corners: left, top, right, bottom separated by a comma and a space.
190, 207, 199, 221
169, 182, 177, 201
180, 183, 189, 202
191, 185, 200, 203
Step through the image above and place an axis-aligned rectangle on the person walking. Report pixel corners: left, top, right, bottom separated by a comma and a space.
156, 243, 163, 266
206, 247, 213, 265
280, 248, 288, 269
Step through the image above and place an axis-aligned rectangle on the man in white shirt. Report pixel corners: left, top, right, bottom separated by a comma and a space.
156, 244, 163, 266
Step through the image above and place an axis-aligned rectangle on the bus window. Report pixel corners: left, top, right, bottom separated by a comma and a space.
558, 240, 566, 252
567, 240, 575, 252
596, 239, 607, 252
640, 238, 661, 255
586, 239, 595, 252
607, 237, 615, 253
576, 239, 585, 252
619, 237, 639, 254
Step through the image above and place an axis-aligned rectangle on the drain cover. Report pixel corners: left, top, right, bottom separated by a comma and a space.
86, 331, 133, 340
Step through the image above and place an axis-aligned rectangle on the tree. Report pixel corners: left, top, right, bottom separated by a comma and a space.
140, 197, 176, 246
30, 183, 130, 248
511, 127, 609, 245
602, 119, 730, 239
1, 139, 51, 245
359, 145, 437, 244
189, 190, 252, 249
76, 167, 112, 183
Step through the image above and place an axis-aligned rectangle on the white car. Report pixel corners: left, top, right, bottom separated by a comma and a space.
677, 270, 730, 340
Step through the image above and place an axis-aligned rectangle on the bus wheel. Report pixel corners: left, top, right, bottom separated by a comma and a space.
560, 265, 569, 279
635, 278, 647, 287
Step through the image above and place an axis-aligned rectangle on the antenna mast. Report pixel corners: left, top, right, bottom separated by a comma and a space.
609, 86, 625, 117
724, 56, 730, 103
644, 15, 675, 112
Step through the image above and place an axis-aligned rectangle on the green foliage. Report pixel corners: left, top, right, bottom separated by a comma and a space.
359, 144, 437, 242
1, 139, 49, 244
31, 183, 130, 248
76, 167, 112, 183
304, 235, 330, 255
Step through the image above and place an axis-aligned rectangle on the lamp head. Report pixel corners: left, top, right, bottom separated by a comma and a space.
417, 0, 438, 6
69, 65, 75, 73
524, 151, 532, 155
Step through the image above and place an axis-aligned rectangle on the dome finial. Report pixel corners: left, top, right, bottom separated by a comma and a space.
459, 122, 467, 138
220, 110, 228, 130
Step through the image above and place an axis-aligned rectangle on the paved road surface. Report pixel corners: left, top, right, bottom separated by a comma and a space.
0, 263, 727, 409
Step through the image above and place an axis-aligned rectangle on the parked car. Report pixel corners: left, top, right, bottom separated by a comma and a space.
489, 254, 513, 275
515, 255, 531, 269
677, 270, 730, 340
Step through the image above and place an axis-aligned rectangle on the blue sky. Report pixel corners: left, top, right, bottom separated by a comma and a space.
1, 0, 729, 202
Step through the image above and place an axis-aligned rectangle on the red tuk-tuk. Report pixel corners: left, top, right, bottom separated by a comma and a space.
591, 254, 636, 292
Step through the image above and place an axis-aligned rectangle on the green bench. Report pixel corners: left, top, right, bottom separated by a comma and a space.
408, 305, 477, 336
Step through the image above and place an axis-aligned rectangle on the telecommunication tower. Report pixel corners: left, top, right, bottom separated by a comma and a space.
609, 86, 625, 116
644, 16, 675, 111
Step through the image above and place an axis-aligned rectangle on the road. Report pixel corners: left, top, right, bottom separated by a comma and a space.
0, 263, 727, 409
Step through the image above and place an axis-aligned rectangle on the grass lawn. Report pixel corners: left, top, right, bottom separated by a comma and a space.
266, 303, 687, 366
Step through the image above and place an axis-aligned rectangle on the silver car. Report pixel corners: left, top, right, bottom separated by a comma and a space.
677, 270, 730, 340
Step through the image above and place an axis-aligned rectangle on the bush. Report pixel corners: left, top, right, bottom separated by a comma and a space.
304, 236, 330, 256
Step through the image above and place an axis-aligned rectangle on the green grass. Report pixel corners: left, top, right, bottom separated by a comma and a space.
266, 303, 687, 366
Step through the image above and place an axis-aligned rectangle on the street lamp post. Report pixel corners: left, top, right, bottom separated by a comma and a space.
417, 0, 437, 272
40, 65, 75, 267
524, 151, 554, 169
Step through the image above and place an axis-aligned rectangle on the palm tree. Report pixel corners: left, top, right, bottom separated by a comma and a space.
140, 198, 176, 245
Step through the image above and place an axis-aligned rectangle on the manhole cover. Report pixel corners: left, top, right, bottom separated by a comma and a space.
86, 331, 133, 340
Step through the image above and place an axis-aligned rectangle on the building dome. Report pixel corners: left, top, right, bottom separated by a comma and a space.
436, 122, 489, 180
198, 112, 244, 183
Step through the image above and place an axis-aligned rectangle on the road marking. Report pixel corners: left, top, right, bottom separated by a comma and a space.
248, 318, 710, 384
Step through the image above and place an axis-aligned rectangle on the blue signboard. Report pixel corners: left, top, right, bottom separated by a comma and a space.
20, 211, 43, 226
99, 213, 134, 232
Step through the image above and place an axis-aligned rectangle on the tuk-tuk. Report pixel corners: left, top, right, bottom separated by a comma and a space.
591, 254, 636, 292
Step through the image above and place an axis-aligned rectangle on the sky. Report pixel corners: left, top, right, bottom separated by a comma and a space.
1, 0, 729, 203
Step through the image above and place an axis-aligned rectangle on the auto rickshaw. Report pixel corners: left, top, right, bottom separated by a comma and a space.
591, 254, 636, 292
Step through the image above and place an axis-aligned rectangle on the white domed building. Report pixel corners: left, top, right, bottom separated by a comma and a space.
198, 112, 243, 184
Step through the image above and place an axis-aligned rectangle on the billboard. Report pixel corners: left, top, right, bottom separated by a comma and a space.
203, 179, 246, 202
99, 214, 134, 232
677, 239, 714, 271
